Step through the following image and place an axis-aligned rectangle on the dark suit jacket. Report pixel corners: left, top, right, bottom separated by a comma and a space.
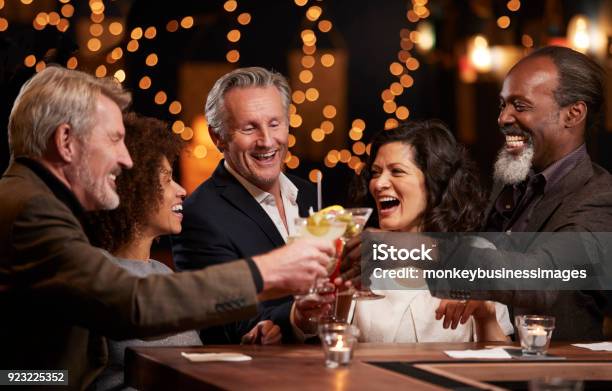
482, 154, 612, 340
0, 161, 258, 390
172, 161, 317, 343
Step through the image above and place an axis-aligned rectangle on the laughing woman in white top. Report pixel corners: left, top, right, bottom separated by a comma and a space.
350, 120, 513, 343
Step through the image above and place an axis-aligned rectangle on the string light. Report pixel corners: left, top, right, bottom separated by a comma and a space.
172, 121, 185, 134
223, 2, 250, 67
224, 0, 238, 12
305, 87, 319, 101
320, 53, 334, 67
309, 169, 322, 183
299, 70, 313, 83
181, 127, 194, 141
109, 21, 123, 35
89, 23, 103, 37
237, 13, 251, 25
507, 0, 521, 12
497, 16, 511, 29
114, 69, 126, 83
322, 105, 337, 119
227, 29, 241, 42
66, 56, 78, 69
166, 20, 179, 32
131, 27, 143, 40
169, 101, 182, 115
95, 65, 107, 77
154, 91, 168, 105
5, 0, 521, 178
145, 53, 158, 66
48, 12, 60, 26
87, 38, 102, 52
24, 55, 36, 67
138, 76, 152, 90
143, 26, 155, 39
318, 20, 332, 33
301, 55, 316, 68
127, 40, 139, 52
180, 16, 194, 29
292, 90, 306, 104
226, 49, 240, 63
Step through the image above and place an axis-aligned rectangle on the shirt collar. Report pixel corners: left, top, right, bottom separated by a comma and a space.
15, 157, 86, 219
528, 144, 587, 194
224, 160, 298, 205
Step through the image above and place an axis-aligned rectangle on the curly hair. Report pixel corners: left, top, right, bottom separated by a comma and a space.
350, 120, 486, 232
87, 113, 184, 253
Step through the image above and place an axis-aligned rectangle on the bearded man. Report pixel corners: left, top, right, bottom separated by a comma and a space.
480, 46, 612, 340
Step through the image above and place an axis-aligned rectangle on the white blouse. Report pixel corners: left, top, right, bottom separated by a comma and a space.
353, 236, 514, 342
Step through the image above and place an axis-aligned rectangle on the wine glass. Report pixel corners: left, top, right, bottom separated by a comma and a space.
336, 208, 385, 300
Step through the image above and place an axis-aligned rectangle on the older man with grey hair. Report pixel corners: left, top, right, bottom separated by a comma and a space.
173, 67, 326, 343
0, 65, 333, 388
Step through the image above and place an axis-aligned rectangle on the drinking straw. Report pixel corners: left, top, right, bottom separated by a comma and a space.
316, 171, 322, 212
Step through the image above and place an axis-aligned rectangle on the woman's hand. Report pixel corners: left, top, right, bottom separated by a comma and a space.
293, 288, 335, 334
241, 320, 282, 345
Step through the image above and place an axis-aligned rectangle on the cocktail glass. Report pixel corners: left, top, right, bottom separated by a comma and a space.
335, 208, 384, 300
293, 216, 347, 318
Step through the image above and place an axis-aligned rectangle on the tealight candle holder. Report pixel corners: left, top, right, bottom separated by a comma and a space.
515, 315, 555, 356
318, 323, 359, 368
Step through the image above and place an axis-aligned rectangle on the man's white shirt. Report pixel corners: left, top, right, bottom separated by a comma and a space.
224, 160, 300, 242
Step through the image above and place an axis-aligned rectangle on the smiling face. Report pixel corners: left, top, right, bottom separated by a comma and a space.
67, 94, 133, 211
496, 56, 572, 178
146, 157, 186, 237
368, 142, 427, 232
215, 86, 289, 192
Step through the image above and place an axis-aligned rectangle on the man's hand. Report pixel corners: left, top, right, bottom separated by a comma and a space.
253, 238, 334, 300
241, 320, 282, 345
435, 299, 497, 329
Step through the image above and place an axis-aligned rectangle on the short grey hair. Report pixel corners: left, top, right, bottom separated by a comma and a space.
8, 65, 131, 158
205, 67, 291, 139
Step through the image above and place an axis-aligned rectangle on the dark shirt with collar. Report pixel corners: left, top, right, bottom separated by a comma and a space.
15, 157, 86, 223
486, 145, 588, 232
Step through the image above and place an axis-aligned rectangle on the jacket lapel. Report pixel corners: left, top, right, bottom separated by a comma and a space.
213, 162, 285, 247
525, 156, 593, 232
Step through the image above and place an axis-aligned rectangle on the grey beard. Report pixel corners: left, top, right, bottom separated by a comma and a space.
493, 144, 534, 185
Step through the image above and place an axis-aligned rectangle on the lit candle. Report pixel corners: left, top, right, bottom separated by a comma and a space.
527, 326, 548, 347
327, 336, 351, 365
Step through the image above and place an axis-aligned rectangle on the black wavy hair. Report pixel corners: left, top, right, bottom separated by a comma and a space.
350, 120, 486, 232
87, 112, 184, 253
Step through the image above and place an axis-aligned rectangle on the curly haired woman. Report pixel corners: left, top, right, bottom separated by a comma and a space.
88, 113, 280, 390
351, 120, 513, 343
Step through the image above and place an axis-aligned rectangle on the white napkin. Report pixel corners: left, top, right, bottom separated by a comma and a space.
572, 342, 612, 351
444, 348, 512, 359
181, 352, 253, 362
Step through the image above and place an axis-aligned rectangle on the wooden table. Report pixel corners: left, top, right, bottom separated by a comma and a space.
125, 342, 612, 390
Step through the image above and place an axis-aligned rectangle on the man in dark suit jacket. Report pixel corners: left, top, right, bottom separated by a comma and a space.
174, 161, 317, 342
173, 67, 324, 343
435, 46, 612, 340
0, 66, 332, 389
